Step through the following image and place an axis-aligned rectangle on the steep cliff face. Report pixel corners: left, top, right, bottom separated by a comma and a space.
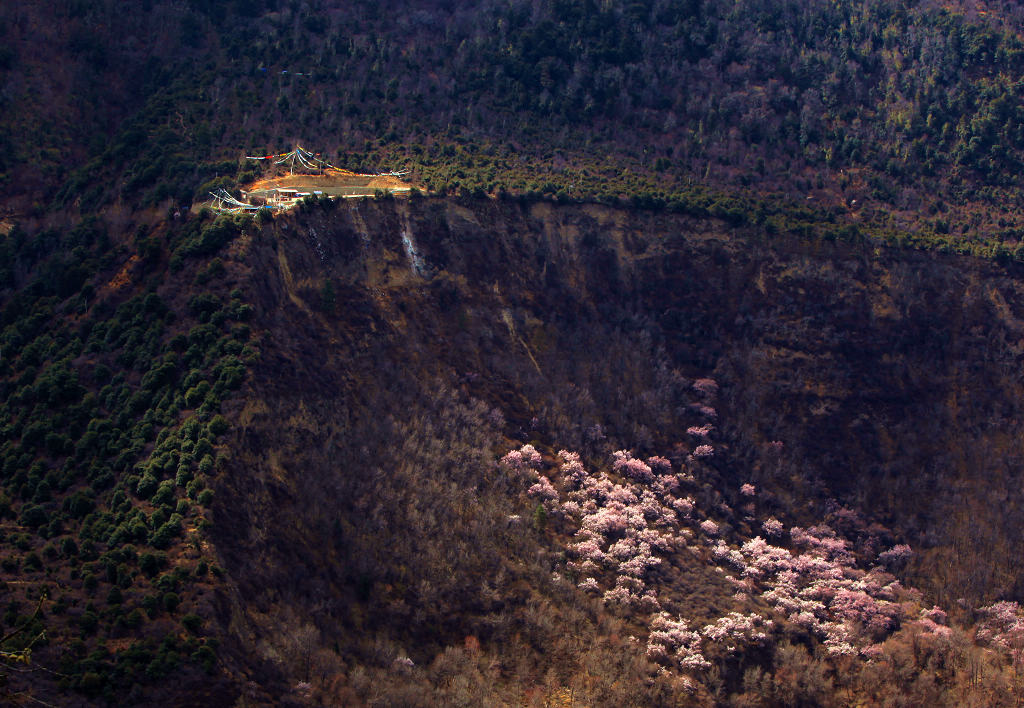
204, 196, 1024, 701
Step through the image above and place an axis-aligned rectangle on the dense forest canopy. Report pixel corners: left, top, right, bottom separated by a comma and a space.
4, 0, 1024, 251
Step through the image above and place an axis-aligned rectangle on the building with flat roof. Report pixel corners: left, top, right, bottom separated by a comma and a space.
241, 187, 312, 207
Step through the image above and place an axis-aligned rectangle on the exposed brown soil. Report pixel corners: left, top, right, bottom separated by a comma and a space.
246, 169, 413, 197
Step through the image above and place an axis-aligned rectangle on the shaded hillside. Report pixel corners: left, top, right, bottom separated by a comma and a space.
203, 197, 1024, 704
230, 196, 1024, 608
4, 191, 1024, 703
8, 0, 1024, 704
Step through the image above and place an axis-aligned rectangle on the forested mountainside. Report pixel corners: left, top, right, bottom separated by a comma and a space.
6, 1, 1024, 706
8, 0, 1024, 249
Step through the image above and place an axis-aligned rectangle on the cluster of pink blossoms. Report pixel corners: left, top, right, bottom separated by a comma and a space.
700, 520, 720, 536
692, 444, 714, 458
701, 612, 774, 651
527, 475, 559, 510
645, 609, 773, 669
761, 517, 784, 537
687, 424, 713, 439
877, 543, 913, 569
912, 605, 952, 640
688, 404, 718, 419
504, 441, 783, 672
500, 444, 542, 476
501, 406, 947, 680
691, 378, 720, 399
560, 450, 681, 610
612, 449, 657, 483
728, 525, 907, 655
976, 601, 1024, 664
646, 613, 711, 670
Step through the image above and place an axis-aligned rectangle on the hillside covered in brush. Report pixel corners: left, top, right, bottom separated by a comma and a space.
5, 1, 1024, 706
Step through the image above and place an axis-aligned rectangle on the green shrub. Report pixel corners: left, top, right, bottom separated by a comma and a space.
151, 479, 176, 506
532, 502, 547, 531
162, 592, 180, 612
181, 613, 202, 634
79, 611, 98, 635
52, 594, 68, 615
175, 466, 193, 487
156, 571, 181, 594
192, 644, 216, 673
187, 293, 221, 320
19, 503, 48, 528
150, 508, 168, 528
227, 301, 254, 321
13, 532, 32, 551
207, 415, 229, 436
63, 491, 95, 519
138, 552, 166, 577
135, 474, 158, 499
23, 552, 42, 571
79, 539, 98, 561
122, 608, 145, 629
142, 593, 160, 618
180, 217, 239, 257
78, 671, 103, 696
82, 572, 98, 593
184, 381, 211, 409
60, 537, 78, 558
149, 520, 181, 549
198, 391, 220, 415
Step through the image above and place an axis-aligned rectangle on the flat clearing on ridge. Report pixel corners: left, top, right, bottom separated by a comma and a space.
245, 169, 413, 198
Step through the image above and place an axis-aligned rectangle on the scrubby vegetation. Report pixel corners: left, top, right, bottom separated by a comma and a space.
0, 209, 255, 702
8, 0, 1024, 704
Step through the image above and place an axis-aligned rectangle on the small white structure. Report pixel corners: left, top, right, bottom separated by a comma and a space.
238, 187, 313, 208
